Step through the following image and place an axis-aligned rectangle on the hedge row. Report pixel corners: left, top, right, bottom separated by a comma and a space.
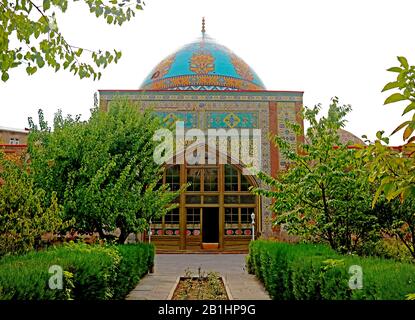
0, 242, 154, 300
247, 240, 415, 300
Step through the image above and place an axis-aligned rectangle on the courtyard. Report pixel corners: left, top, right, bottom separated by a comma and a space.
126, 254, 270, 300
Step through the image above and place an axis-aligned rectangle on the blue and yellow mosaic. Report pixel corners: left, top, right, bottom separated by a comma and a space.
207, 112, 259, 128
140, 36, 265, 91
155, 111, 198, 128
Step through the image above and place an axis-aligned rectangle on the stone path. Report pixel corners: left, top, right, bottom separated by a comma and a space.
126, 254, 270, 300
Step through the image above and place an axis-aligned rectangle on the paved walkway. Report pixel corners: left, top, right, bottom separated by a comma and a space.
126, 254, 270, 300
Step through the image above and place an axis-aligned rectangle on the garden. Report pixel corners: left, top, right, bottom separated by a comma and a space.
0, 101, 173, 300
1, 57, 415, 301
248, 56, 415, 300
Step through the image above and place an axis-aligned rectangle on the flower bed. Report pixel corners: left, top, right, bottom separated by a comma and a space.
169, 270, 230, 300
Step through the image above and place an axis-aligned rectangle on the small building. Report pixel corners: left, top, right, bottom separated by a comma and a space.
0, 126, 29, 145
0, 126, 29, 157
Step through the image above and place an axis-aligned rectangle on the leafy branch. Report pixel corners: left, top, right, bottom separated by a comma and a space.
0, 0, 145, 81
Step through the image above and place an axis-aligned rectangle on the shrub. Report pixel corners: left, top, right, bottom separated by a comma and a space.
0, 152, 71, 257
0, 242, 154, 300
113, 243, 155, 299
247, 240, 415, 300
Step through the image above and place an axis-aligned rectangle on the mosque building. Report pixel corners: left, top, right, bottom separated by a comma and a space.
99, 19, 361, 252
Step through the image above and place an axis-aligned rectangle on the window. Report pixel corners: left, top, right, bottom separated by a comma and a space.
240, 208, 253, 227
240, 174, 251, 191
204, 195, 219, 204
151, 208, 180, 236
187, 168, 201, 191
152, 215, 163, 228
186, 195, 201, 204
240, 195, 256, 204
225, 208, 255, 236
165, 208, 180, 226
225, 208, 239, 228
165, 165, 180, 191
186, 208, 201, 229
203, 168, 218, 191
9, 138, 19, 145
225, 165, 238, 191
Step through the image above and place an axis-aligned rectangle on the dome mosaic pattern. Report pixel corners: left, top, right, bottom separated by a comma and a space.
140, 35, 266, 91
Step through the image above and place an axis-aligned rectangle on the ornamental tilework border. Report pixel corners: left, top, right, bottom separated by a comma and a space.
277, 102, 297, 170
101, 92, 302, 102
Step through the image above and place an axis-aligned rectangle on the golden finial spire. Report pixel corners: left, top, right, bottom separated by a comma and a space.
201, 17, 206, 36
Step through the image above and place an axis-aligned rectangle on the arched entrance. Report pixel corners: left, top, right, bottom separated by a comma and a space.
149, 162, 260, 252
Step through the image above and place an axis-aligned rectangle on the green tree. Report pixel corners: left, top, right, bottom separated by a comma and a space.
358, 56, 415, 260
28, 100, 182, 243
0, 152, 70, 256
374, 197, 415, 260
0, 0, 144, 82
362, 56, 415, 204
252, 98, 380, 253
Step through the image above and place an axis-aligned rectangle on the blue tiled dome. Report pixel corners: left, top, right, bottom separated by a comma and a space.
140, 35, 265, 91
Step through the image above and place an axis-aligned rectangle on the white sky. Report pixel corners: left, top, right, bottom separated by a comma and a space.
0, 0, 414, 145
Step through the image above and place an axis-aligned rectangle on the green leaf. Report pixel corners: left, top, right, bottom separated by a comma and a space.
403, 125, 414, 141
43, 0, 51, 11
376, 130, 384, 140
381, 81, 401, 92
1, 72, 9, 82
387, 67, 402, 73
372, 186, 382, 208
398, 56, 409, 69
391, 121, 410, 136
402, 102, 415, 116
384, 93, 407, 105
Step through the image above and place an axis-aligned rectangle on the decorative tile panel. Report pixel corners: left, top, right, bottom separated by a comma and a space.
154, 111, 198, 128
277, 102, 297, 169
206, 111, 259, 128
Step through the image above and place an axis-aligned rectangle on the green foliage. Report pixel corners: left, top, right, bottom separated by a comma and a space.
0, 0, 144, 81
0, 242, 154, 300
382, 56, 415, 141
358, 56, 415, 260
0, 152, 71, 257
362, 56, 415, 203
113, 243, 154, 299
27, 100, 182, 243
252, 98, 380, 253
374, 198, 415, 260
247, 240, 415, 300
